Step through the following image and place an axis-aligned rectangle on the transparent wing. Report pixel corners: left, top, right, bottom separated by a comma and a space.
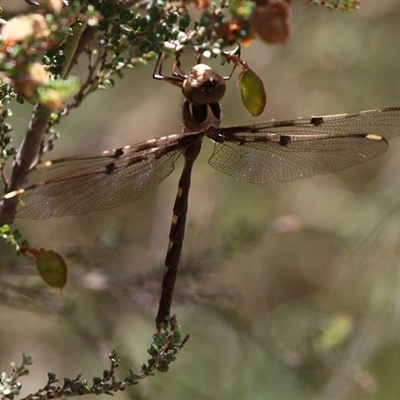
14, 134, 197, 219
208, 107, 400, 183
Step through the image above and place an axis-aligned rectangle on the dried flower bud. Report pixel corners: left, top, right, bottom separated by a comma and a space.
39, 88, 64, 109
183, 0, 209, 10
1, 14, 47, 46
45, 0, 64, 12
250, 1, 291, 45
14, 62, 49, 99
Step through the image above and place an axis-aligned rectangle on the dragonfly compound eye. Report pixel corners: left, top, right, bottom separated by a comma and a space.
182, 64, 226, 106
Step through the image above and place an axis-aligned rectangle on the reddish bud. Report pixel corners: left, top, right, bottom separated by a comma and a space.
250, 1, 291, 45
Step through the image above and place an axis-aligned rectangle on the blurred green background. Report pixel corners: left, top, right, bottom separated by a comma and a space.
2, 1, 400, 399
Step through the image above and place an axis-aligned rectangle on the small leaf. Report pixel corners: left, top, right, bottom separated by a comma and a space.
157, 363, 169, 372
0, 225, 11, 234
35, 249, 68, 289
147, 347, 158, 357
165, 353, 176, 362
150, 343, 160, 352
92, 377, 102, 385
22, 354, 33, 366
173, 330, 182, 342
239, 69, 266, 117
12, 228, 22, 240
81, 384, 91, 394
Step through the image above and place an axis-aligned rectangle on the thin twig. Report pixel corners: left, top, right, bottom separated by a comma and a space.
0, 22, 92, 224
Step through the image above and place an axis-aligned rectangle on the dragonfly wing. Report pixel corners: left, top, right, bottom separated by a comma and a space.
13, 135, 189, 219
206, 107, 400, 183
209, 134, 388, 183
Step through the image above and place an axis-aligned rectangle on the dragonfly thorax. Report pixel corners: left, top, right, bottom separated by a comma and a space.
182, 64, 226, 106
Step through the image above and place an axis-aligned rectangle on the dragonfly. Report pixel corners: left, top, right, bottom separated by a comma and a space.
2, 52, 400, 327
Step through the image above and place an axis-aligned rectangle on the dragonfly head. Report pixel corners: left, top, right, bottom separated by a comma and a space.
182, 64, 226, 106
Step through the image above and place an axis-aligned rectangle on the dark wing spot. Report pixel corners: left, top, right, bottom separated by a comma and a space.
113, 148, 124, 158
105, 162, 116, 174
311, 117, 324, 126
279, 135, 291, 146
271, 120, 296, 128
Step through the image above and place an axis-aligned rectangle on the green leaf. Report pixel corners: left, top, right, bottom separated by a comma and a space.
92, 377, 102, 385
0, 225, 11, 235
35, 249, 68, 289
147, 347, 158, 357
157, 363, 169, 372
47, 372, 57, 381
239, 69, 267, 117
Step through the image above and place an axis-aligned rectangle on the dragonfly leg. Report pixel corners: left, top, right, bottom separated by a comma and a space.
172, 49, 187, 78
152, 51, 186, 88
